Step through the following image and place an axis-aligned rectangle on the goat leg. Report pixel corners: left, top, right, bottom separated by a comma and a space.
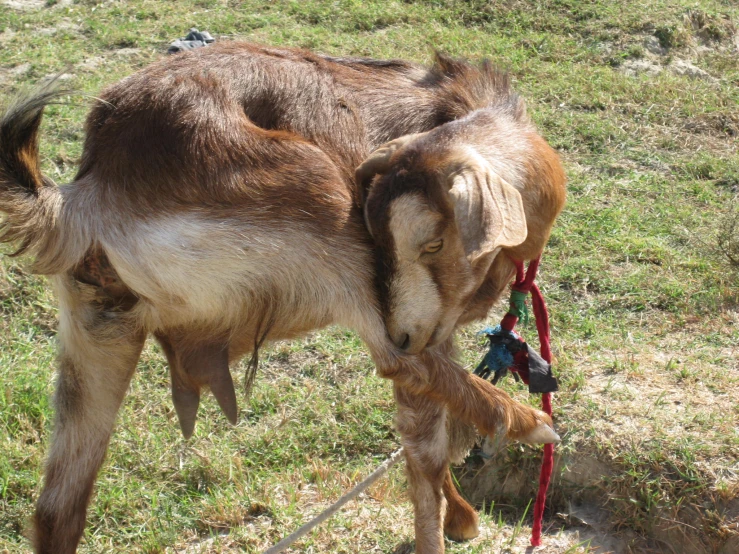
34, 279, 145, 554
394, 385, 481, 549
377, 344, 558, 445
157, 333, 201, 438
442, 469, 479, 541
443, 411, 479, 541
196, 344, 238, 425
394, 384, 448, 554
426, 358, 556, 444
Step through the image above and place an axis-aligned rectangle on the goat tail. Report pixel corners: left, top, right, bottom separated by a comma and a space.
0, 77, 81, 275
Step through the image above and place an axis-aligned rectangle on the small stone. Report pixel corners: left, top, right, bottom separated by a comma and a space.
620, 59, 663, 77
9, 62, 31, 76
668, 59, 715, 81
644, 35, 667, 55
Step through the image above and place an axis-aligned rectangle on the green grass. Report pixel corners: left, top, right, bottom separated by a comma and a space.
1, 0, 738, 552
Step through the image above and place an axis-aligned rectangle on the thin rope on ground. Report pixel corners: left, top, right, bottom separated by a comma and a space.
263, 447, 405, 554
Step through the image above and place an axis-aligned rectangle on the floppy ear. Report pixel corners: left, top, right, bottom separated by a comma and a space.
354, 133, 425, 208
448, 159, 528, 264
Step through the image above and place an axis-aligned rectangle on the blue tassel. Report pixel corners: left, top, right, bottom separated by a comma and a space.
474, 326, 522, 383
484, 341, 514, 373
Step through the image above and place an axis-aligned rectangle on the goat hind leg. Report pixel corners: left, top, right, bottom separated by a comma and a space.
33, 280, 145, 554
442, 470, 479, 541
386, 344, 558, 445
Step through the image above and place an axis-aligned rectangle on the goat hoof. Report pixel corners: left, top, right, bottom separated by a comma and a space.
444, 505, 479, 541
518, 418, 560, 445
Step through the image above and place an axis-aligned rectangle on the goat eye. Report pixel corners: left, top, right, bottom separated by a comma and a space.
423, 239, 443, 254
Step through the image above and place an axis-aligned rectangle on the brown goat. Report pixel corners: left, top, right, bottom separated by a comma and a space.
0, 43, 564, 554
356, 74, 566, 552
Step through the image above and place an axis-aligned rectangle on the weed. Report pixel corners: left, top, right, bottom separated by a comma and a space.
717, 200, 739, 268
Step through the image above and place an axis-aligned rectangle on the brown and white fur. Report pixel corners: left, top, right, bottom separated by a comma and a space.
358, 95, 566, 355
0, 43, 563, 554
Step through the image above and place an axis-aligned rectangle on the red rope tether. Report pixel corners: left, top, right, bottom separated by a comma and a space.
500, 256, 554, 547
530, 281, 553, 547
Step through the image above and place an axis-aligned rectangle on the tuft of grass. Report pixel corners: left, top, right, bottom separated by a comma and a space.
717, 199, 739, 269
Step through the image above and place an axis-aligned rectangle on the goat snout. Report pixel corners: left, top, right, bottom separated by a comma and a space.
397, 333, 411, 350
390, 327, 434, 355
390, 329, 413, 351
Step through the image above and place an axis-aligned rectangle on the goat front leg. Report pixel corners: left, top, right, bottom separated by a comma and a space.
33, 279, 145, 554
395, 384, 449, 554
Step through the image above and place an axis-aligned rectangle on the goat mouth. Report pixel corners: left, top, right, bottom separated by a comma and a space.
426, 324, 443, 347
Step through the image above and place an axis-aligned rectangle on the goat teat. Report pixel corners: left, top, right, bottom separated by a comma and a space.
155, 333, 238, 438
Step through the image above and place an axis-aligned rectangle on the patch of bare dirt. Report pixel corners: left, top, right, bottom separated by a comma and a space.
2, 0, 45, 10
2, 0, 72, 9
76, 56, 106, 72
619, 56, 716, 82
113, 47, 142, 57
0, 27, 16, 42
34, 18, 82, 37
669, 58, 716, 81
73, 48, 146, 74
0, 62, 32, 87
683, 9, 738, 51
617, 11, 736, 83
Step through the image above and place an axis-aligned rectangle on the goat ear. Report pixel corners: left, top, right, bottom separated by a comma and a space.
354, 133, 425, 208
448, 160, 528, 264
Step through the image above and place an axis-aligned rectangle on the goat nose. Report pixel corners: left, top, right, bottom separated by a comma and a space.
399, 333, 411, 350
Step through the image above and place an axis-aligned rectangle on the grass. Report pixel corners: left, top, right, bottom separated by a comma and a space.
1, 0, 738, 552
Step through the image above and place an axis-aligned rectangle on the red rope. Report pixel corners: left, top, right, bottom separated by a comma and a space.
500, 257, 555, 547
530, 282, 553, 547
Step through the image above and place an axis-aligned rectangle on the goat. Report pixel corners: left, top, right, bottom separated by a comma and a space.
355, 72, 567, 553
0, 43, 564, 554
